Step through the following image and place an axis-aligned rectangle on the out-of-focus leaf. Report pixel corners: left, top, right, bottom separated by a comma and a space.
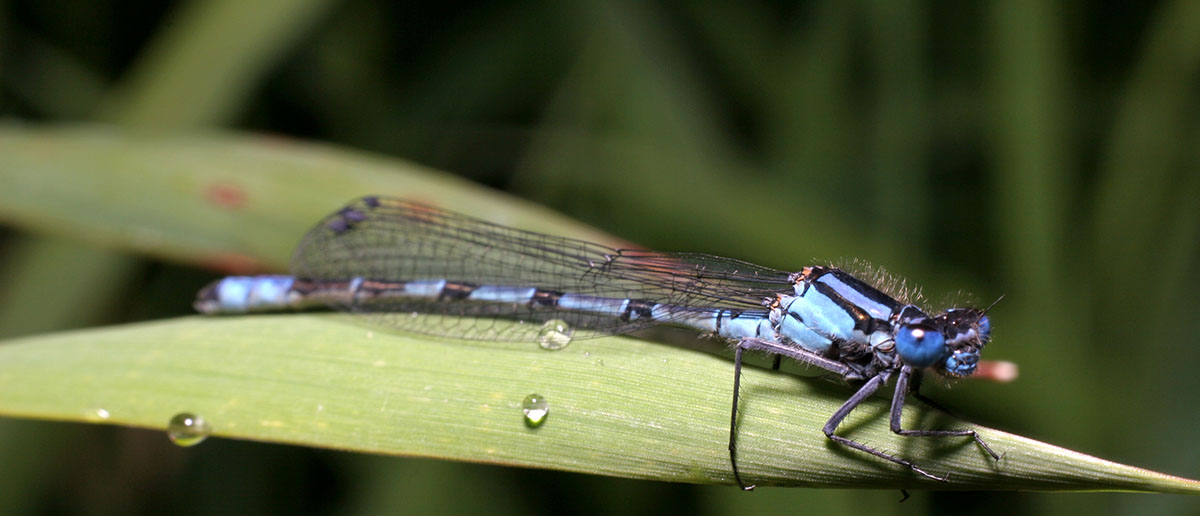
0, 124, 620, 273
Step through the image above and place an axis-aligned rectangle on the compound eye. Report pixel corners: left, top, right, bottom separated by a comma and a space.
945, 350, 980, 377
977, 315, 992, 341
894, 324, 947, 368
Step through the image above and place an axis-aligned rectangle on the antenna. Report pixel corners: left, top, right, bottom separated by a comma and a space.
981, 293, 1006, 315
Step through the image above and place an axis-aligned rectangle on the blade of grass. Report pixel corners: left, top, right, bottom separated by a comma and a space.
98, 0, 337, 128
0, 315, 1195, 492
0, 236, 139, 338
0, 124, 620, 272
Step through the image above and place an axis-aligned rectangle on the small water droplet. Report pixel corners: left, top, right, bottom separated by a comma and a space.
167, 412, 212, 447
85, 408, 111, 421
536, 319, 573, 350
521, 394, 549, 427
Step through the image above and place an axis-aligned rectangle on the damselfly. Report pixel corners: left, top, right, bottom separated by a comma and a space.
196, 196, 1000, 489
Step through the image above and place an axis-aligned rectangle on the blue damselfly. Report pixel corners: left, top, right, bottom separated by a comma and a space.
196, 196, 1000, 489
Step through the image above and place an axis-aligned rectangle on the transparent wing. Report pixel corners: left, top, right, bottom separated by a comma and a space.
290, 196, 794, 341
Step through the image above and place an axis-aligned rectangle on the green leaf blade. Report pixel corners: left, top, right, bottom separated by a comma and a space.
0, 124, 621, 272
0, 315, 1195, 493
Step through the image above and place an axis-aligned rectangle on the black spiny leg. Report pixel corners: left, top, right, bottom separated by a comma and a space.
891, 366, 1000, 462
822, 370, 948, 481
728, 346, 755, 490
727, 337, 855, 490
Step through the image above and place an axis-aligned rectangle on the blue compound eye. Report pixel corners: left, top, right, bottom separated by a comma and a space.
977, 315, 991, 341
894, 324, 947, 368
945, 350, 980, 377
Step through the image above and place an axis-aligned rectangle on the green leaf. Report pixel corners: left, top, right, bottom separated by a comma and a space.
99, 0, 339, 128
0, 314, 1196, 493
0, 123, 620, 272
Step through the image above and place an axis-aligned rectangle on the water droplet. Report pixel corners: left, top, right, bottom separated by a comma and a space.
521, 394, 549, 427
536, 319, 573, 350
85, 408, 111, 421
167, 412, 212, 447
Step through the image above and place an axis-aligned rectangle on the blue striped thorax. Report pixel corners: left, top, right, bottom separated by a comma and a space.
776, 266, 991, 380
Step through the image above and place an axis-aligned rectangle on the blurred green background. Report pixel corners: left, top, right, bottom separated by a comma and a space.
1, 0, 1199, 514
